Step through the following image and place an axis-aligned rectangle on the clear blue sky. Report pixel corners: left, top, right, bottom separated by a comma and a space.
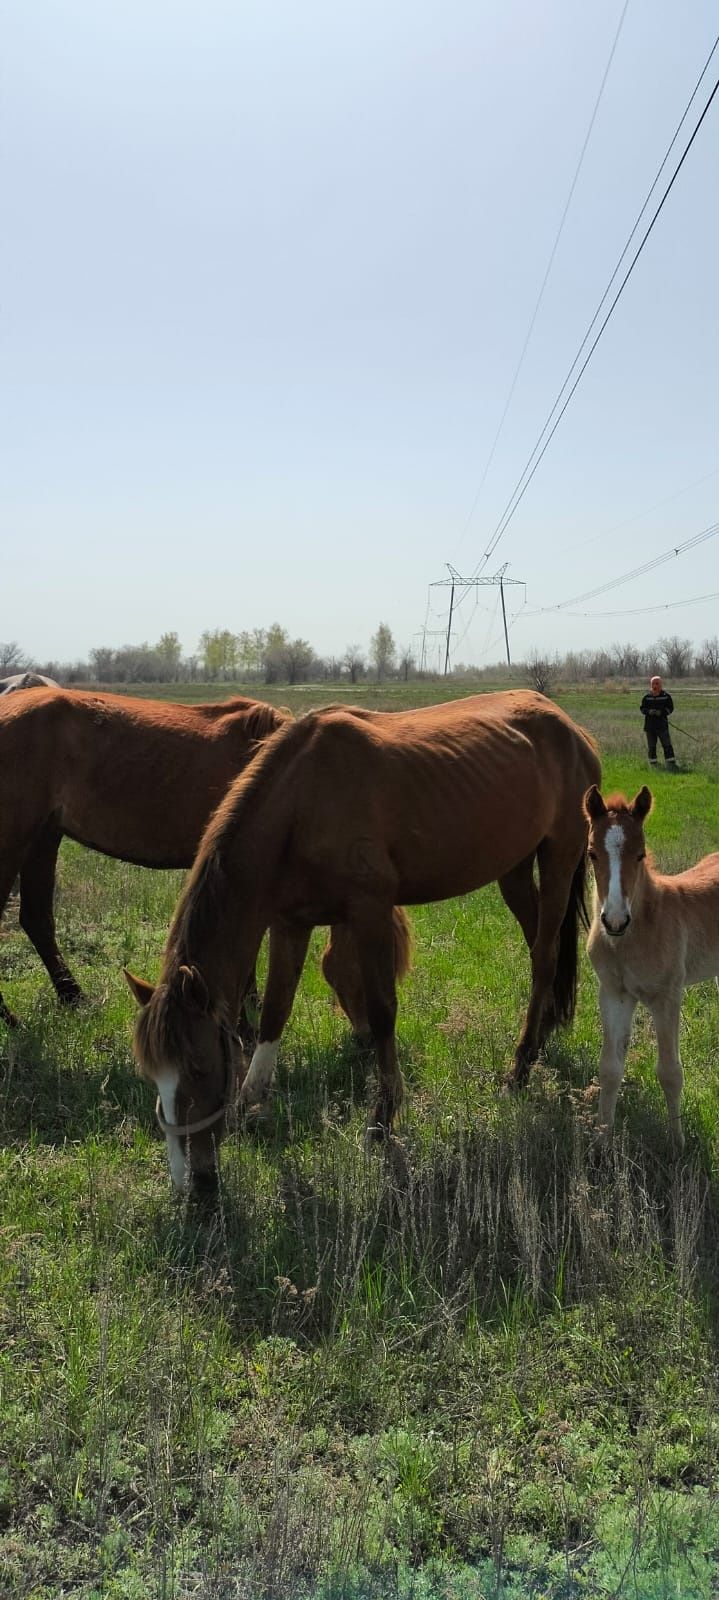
2, 0, 718, 669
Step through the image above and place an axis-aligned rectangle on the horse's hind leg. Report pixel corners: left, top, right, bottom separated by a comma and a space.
507, 836, 584, 1089
240, 920, 312, 1108
349, 901, 402, 1138
0, 853, 26, 1026
19, 827, 83, 1006
498, 853, 538, 950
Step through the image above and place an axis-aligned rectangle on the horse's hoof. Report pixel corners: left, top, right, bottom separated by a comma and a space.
365, 1117, 390, 1147
240, 1097, 269, 1129
57, 986, 85, 1009
502, 1071, 524, 1097
189, 1168, 220, 1204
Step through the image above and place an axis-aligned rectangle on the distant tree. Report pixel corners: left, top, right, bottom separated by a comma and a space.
281, 637, 314, 685
90, 646, 117, 682
658, 636, 693, 678
0, 640, 30, 672
397, 645, 415, 682
696, 636, 719, 677
262, 623, 290, 684
611, 641, 643, 677
343, 644, 365, 684
369, 623, 396, 682
526, 651, 553, 695
199, 629, 239, 680
156, 631, 183, 681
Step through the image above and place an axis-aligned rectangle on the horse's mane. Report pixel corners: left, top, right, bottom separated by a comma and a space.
164, 714, 312, 973
603, 793, 633, 815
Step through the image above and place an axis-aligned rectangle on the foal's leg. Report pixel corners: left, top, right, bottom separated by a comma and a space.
647, 994, 684, 1151
240, 921, 311, 1108
349, 901, 402, 1138
19, 827, 83, 1006
596, 984, 636, 1140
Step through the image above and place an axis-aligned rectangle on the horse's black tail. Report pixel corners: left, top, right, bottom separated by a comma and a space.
551, 851, 590, 1029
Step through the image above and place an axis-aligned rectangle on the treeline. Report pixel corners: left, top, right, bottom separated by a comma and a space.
524, 634, 719, 693
0, 623, 414, 687
3, 629, 718, 690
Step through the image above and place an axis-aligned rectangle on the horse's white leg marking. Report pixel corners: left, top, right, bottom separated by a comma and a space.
240, 1040, 280, 1106
648, 996, 685, 1151
597, 985, 636, 1138
603, 824, 629, 931
155, 1068, 187, 1190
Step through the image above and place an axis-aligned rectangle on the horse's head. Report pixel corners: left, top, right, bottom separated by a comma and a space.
583, 785, 652, 937
125, 964, 242, 1195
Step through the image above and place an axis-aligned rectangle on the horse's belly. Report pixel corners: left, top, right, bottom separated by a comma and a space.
396, 836, 541, 904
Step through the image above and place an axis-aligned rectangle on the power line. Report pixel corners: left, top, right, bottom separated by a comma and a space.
531, 587, 719, 620
524, 518, 719, 612
551, 462, 719, 560
472, 32, 719, 579
454, 0, 631, 554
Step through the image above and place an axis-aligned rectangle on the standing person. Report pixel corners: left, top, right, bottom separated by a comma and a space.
640, 675, 677, 769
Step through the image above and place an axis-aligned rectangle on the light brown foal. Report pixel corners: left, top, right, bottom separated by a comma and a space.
585, 784, 719, 1149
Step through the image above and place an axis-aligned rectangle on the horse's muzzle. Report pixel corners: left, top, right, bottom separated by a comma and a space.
601, 911, 631, 937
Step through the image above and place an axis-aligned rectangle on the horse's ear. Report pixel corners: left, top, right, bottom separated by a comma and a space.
630, 786, 653, 822
583, 785, 607, 821
124, 968, 156, 1008
177, 963, 211, 1011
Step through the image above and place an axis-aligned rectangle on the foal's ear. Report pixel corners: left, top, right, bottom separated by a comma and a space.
583, 785, 607, 821
630, 786, 653, 822
123, 968, 156, 1008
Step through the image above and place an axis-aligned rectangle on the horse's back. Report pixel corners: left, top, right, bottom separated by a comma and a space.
0, 687, 289, 866
281, 691, 599, 907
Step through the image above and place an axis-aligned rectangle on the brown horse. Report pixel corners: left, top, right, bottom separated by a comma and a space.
585, 784, 719, 1149
127, 691, 600, 1193
0, 687, 397, 1030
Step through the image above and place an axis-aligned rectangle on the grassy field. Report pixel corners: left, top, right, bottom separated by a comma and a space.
2, 683, 719, 1599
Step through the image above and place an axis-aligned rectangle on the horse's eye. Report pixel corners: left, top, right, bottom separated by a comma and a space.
588, 849, 597, 861
637, 851, 646, 862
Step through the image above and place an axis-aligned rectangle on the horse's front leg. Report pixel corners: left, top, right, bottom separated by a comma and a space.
647, 993, 684, 1152
348, 900, 402, 1139
596, 984, 636, 1141
239, 920, 311, 1110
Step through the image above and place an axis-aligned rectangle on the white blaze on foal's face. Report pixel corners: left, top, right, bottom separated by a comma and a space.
601, 823, 630, 934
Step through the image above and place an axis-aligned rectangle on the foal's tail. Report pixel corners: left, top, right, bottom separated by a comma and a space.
552, 852, 590, 1029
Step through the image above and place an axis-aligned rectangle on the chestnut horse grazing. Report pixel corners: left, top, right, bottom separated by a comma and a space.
585, 785, 719, 1150
127, 691, 600, 1193
0, 687, 378, 1029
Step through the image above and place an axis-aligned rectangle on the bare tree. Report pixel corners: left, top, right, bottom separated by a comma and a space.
658, 636, 693, 677
397, 645, 416, 682
525, 651, 553, 695
696, 636, 719, 677
0, 641, 30, 672
343, 644, 365, 684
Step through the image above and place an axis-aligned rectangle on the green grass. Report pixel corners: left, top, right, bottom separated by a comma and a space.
2, 686, 719, 1598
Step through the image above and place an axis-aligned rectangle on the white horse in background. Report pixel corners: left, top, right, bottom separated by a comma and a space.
0, 672, 58, 694
585, 784, 719, 1150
